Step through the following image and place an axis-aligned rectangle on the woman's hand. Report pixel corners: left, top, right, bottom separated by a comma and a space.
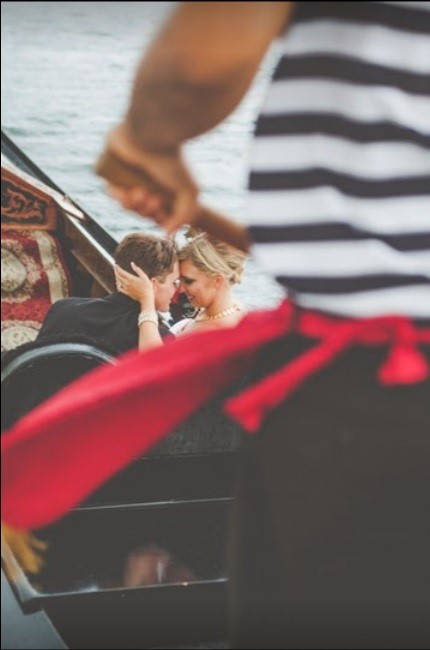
114, 263, 155, 309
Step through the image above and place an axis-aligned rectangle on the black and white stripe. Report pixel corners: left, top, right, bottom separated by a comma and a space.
293, 2, 430, 35
250, 223, 430, 252
246, 1, 430, 318
255, 114, 430, 148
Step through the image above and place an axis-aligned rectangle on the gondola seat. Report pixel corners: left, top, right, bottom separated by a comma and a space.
1, 337, 115, 432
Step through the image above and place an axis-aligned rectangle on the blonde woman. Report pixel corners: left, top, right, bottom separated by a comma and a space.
114, 232, 247, 351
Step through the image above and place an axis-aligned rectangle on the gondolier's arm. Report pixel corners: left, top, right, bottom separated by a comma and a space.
96, 2, 293, 248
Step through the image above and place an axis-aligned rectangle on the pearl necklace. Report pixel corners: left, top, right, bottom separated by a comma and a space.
196, 303, 242, 322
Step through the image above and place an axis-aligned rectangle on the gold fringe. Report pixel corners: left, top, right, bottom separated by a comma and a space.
1, 523, 48, 575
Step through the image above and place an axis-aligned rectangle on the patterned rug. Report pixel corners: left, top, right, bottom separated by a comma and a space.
1, 230, 71, 351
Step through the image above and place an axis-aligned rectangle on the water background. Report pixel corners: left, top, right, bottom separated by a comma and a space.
1, 1, 285, 309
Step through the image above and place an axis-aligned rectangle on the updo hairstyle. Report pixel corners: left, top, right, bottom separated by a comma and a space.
178, 232, 246, 285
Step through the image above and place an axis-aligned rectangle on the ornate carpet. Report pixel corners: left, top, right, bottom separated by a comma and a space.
1, 230, 71, 351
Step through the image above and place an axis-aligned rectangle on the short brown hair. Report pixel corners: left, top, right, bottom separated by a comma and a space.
114, 233, 177, 280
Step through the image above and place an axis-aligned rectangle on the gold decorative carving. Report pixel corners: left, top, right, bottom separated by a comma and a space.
1, 168, 58, 231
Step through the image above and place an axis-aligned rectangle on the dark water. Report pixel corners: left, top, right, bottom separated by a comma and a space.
1, 1, 284, 309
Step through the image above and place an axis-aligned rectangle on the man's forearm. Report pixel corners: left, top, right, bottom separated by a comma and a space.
126, 62, 259, 154
125, 2, 292, 153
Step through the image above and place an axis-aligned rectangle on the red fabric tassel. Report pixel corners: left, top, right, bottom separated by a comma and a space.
378, 320, 430, 385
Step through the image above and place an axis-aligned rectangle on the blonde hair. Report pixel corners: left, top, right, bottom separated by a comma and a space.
178, 233, 246, 285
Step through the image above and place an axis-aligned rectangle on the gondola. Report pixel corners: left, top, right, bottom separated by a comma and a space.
1, 129, 242, 649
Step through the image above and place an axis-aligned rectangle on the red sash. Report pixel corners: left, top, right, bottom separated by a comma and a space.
2, 300, 429, 530
226, 308, 430, 432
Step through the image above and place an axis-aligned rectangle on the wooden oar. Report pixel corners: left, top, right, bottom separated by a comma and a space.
95, 149, 250, 252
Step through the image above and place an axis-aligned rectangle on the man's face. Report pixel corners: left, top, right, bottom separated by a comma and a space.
153, 261, 180, 312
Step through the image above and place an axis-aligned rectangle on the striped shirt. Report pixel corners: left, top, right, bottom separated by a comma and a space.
246, 1, 430, 320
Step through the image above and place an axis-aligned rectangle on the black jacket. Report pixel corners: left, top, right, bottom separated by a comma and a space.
38, 292, 172, 356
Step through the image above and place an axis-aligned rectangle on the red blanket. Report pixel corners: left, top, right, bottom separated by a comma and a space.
1, 230, 71, 351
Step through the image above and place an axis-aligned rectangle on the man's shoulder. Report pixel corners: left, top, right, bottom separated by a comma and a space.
46, 297, 93, 317
51, 297, 89, 309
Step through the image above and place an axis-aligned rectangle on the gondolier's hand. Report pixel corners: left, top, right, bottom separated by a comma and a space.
97, 124, 251, 252
95, 123, 199, 233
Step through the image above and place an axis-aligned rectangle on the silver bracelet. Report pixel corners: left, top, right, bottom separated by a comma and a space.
138, 310, 158, 327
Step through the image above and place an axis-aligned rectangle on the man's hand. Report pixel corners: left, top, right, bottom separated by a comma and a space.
97, 130, 250, 251
96, 123, 200, 233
